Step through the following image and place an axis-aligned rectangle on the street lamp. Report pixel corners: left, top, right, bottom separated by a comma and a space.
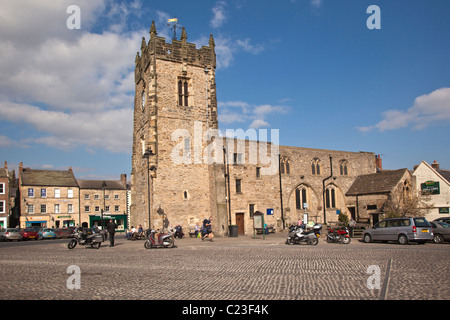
143, 147, 155, 229
101, 181, 107, 232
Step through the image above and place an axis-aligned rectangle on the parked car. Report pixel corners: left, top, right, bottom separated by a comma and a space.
434, 217, 450, 224
430, 221, 450, 244
54, 228, 75, 239
362, 217, 433, 245
0, 228, 23, 241
38, 228, 56, 240
20, 228, 39, 240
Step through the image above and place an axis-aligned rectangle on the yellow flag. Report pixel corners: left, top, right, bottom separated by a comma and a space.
167, 18, 178, 23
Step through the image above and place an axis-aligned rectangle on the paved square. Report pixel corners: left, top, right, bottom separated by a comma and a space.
0, 232, 449, 300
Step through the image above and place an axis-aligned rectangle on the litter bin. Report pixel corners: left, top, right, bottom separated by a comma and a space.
229, 225, 238, 237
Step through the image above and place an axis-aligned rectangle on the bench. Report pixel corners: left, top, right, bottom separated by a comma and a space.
255, 225, 275, 234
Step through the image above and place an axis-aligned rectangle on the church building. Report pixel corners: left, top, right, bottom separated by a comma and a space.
130, 22, 378, 236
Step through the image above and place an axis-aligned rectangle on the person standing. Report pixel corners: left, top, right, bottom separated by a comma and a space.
106, 219, 118, 247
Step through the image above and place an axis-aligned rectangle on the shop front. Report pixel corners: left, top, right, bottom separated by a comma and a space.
89, 214, 127, 233
21, 216, 48, 229
54, 215, 76, 228
0, 217, 8, 228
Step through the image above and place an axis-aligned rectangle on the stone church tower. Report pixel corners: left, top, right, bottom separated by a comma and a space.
130, 22, 227, 234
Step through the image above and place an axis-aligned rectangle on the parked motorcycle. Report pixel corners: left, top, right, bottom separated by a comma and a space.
326, 226, 351, 244
68, 228, 103, 249
144, 229, 176, 249
286, 224, 322, 245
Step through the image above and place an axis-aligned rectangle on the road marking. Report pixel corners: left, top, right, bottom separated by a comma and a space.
380, 258, 392, 300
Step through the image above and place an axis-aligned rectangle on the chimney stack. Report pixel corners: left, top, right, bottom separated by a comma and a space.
3, 161, 7, 170
431, 160, 440, 171
120, 174, 127, 187
19, 162, 23, 173
375, 154, 382, 171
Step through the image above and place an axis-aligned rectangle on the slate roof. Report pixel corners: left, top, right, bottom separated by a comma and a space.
437, 169, 450, 184
346, 169, 409, 196
20, 168, 78, 187
77, 179, 126, 190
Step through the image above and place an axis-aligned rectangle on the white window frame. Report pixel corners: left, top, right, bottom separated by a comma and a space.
0, 183, 5, 195
54, 188, 60, 198
68, 189, 73, 199
0, 201, 5, 213
54, 204, 60, 214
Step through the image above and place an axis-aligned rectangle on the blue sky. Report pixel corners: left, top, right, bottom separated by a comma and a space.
0, 0, 449, 180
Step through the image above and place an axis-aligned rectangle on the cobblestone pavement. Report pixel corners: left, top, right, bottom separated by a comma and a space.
0, 232, 449, 300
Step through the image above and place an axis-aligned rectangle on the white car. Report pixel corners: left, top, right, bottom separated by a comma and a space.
0, 228, 23, 241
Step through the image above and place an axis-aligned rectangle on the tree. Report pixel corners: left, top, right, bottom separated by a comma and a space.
383, 189, 434, 218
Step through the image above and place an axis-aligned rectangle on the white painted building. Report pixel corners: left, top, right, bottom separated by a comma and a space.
412, 161, 450, 221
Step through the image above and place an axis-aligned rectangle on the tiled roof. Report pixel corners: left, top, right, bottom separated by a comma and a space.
77, 179, 125, 190
346, 169, 409, 196
20, 169, 78, 187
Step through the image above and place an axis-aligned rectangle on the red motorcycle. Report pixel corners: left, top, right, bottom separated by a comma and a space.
144, 229, 176, 249
326, 226, 351, 244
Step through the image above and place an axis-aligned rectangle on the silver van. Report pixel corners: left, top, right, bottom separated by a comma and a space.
362, 217, 433, 245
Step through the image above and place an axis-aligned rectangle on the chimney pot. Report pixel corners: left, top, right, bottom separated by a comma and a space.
431, 160, 440, 170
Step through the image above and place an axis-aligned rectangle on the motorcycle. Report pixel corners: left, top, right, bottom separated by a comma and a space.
286, 224, 322, 245
68, 228, 103, 249
144, 229, 176, 249
326, 226, 351, 244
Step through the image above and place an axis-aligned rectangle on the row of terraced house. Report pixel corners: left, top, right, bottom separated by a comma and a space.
0, 162, 130, 233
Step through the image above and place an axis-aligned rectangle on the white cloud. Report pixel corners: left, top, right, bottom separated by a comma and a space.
311, 0, 323, 8
0, 135, 14, 148
0, 101, 132, 153
214, 35, 265, 69
210, 1, 228, 28
0, 0, 145, 154
357, 88, 450, 132
219, 101, 289, 129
